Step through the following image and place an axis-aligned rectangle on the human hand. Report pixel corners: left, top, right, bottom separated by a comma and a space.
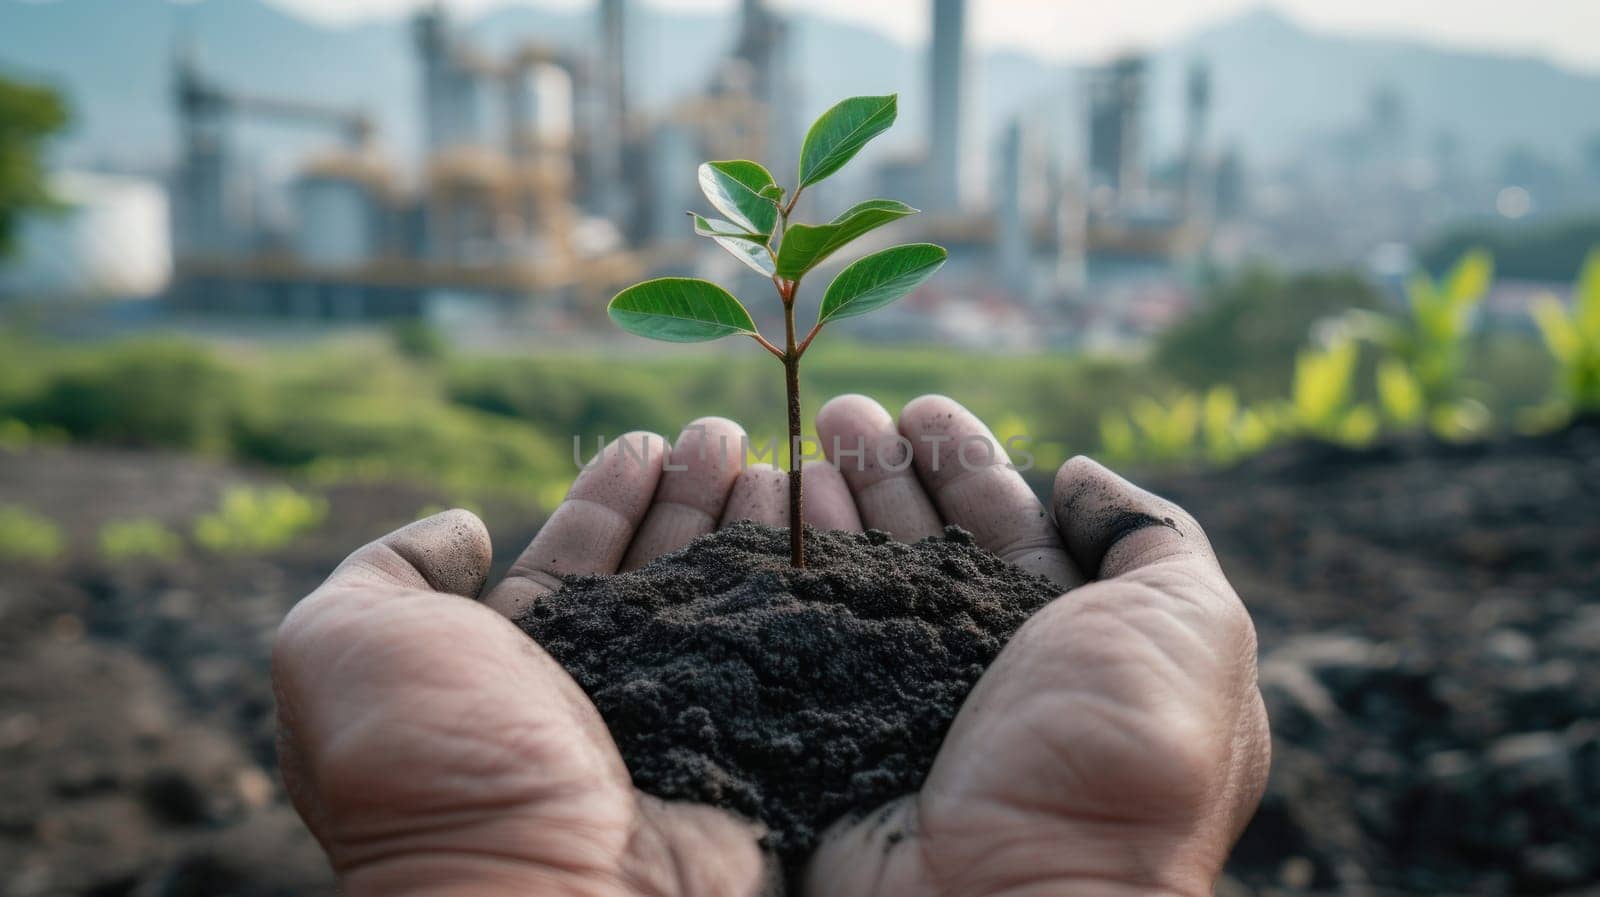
800, 394, 1270, 897
275, 398, 1268, 897
271, 423, 781, 897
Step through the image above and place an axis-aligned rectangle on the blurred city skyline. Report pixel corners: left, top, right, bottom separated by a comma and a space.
259, 0, 1600, 72
4, 0, 1600, 352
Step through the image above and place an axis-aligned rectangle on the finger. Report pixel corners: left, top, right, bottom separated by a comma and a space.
485, 430, 667, 618
1051, 454, 1220, 583
815, 394, 942, 541
802, 460, 863, 532
621, 417, 747, 569
319, 508, 492, 598
719, 463, 788, 527
899, 394, 1082, 588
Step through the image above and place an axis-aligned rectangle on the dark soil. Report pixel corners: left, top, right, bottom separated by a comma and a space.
3, 422, 1598, 895
517, 522, 1062, 872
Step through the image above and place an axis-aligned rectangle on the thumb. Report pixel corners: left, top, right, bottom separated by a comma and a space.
1051, 455, 1221, 583
320, 508, 493, 598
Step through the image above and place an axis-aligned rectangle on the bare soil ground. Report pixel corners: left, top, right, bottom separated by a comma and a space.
1, 423, 1597, 896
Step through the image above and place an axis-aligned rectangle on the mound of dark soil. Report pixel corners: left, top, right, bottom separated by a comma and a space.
517, 522, 1062, 872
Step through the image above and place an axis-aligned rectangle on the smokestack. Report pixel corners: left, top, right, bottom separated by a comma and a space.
926, 0, 965, 213
1183, 60, 1211, 220
600, 0, 627, 138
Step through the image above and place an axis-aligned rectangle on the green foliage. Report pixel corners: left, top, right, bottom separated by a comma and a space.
0, 504, 64, 564
796, 94, 898, 189
604, 93, 939, 565
818, 243, 947, 324
608, 278, 758, 342
1290, 335, 1377, 444
0, 75, 70, 258
10, 338, 243, 453
1357, 250, 1494, 436
1155, 268, 1383, 396
698, 160, 779, 235
608, 95, 930, 350
193, 486, 327, 554
390, 319, 448, 362
97, 518, 183, 563
1421, 216, 1600, 282
774, 199, 917, 279
1375, 359, 1425, 426
1531, 249, 1600, 414
1097, 385, 1281, 466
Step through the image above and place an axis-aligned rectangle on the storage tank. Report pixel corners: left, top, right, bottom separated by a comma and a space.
290, 153, 393, 267
0, 171, 171, 300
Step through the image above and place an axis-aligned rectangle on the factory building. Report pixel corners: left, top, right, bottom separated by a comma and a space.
164, 0, 803, 324
166, 2, 654, 322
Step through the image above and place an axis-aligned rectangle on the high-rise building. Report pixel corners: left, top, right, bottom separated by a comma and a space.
1182, 61, 1211, 219
731, 0, 796, 179
927, 0, 965, 212
1088, 55, 1146, 202
595, 0, 631, 219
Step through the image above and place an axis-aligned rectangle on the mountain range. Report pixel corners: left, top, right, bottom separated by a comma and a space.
2, 0, 1598, 183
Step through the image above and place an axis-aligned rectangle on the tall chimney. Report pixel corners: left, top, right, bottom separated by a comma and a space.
926, 0, 965, 212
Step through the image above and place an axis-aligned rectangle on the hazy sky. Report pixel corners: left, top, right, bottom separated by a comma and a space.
261, 0, 1600, 71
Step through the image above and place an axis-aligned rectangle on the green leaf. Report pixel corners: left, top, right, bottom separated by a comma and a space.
1443, 249, 1492, 311
691, 213, 766, 244
712, 234, 775, 277
818, 243, 947, 324
758, 184, 786, 202
1575, 248, 1600, 344
1532, 294, 1579, 363
698, 160, 779, 235
796, 94, 897, 189
608, 278, 758, 343
774, 199, 916, 279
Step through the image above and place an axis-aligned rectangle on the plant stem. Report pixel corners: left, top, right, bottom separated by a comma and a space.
781, 281, 804, 568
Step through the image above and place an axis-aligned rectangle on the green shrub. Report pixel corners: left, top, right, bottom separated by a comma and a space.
1531, 249, 1600, 415
1155, 268, 1382, 397
1287, 335, 1378, 446
193, 486, 327, 554
97, 518, 183, 562
10, 339, 243, 453
0, 504, 64, 563
390, 319, 448, 362
1355, 250, 1493, 438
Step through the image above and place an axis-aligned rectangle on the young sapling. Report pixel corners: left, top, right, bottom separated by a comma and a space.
607, 94, 948, 566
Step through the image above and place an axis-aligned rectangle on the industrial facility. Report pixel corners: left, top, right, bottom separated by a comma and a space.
164, 0, 793, 323
158, 0, 1217, 344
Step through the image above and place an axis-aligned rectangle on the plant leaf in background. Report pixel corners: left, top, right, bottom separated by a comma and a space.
1292, 335, 1361, 436
775, 199, 917, 279
797, 94, 897, 190
1530, 248, 1600, 414
608, 278, 758, 343
698, 160, 779, 236
1577, 249, 1600, 346
1443, 249, 1493, 315
1201, 385, 1240, 463
1376, 359, 1424, 426
818, 243, 947, 324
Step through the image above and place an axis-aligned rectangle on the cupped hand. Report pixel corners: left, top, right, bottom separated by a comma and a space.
801, 395, 1270, 897
274, 399, 1269, 897
273, 423, 776, 897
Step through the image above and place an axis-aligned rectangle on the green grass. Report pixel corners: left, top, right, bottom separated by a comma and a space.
0, 504, 64, 564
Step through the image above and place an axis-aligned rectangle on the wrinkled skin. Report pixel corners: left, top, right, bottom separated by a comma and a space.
273, 395, 1270, 897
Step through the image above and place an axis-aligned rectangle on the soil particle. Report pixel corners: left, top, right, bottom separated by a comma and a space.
517, 521, 1063, 873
